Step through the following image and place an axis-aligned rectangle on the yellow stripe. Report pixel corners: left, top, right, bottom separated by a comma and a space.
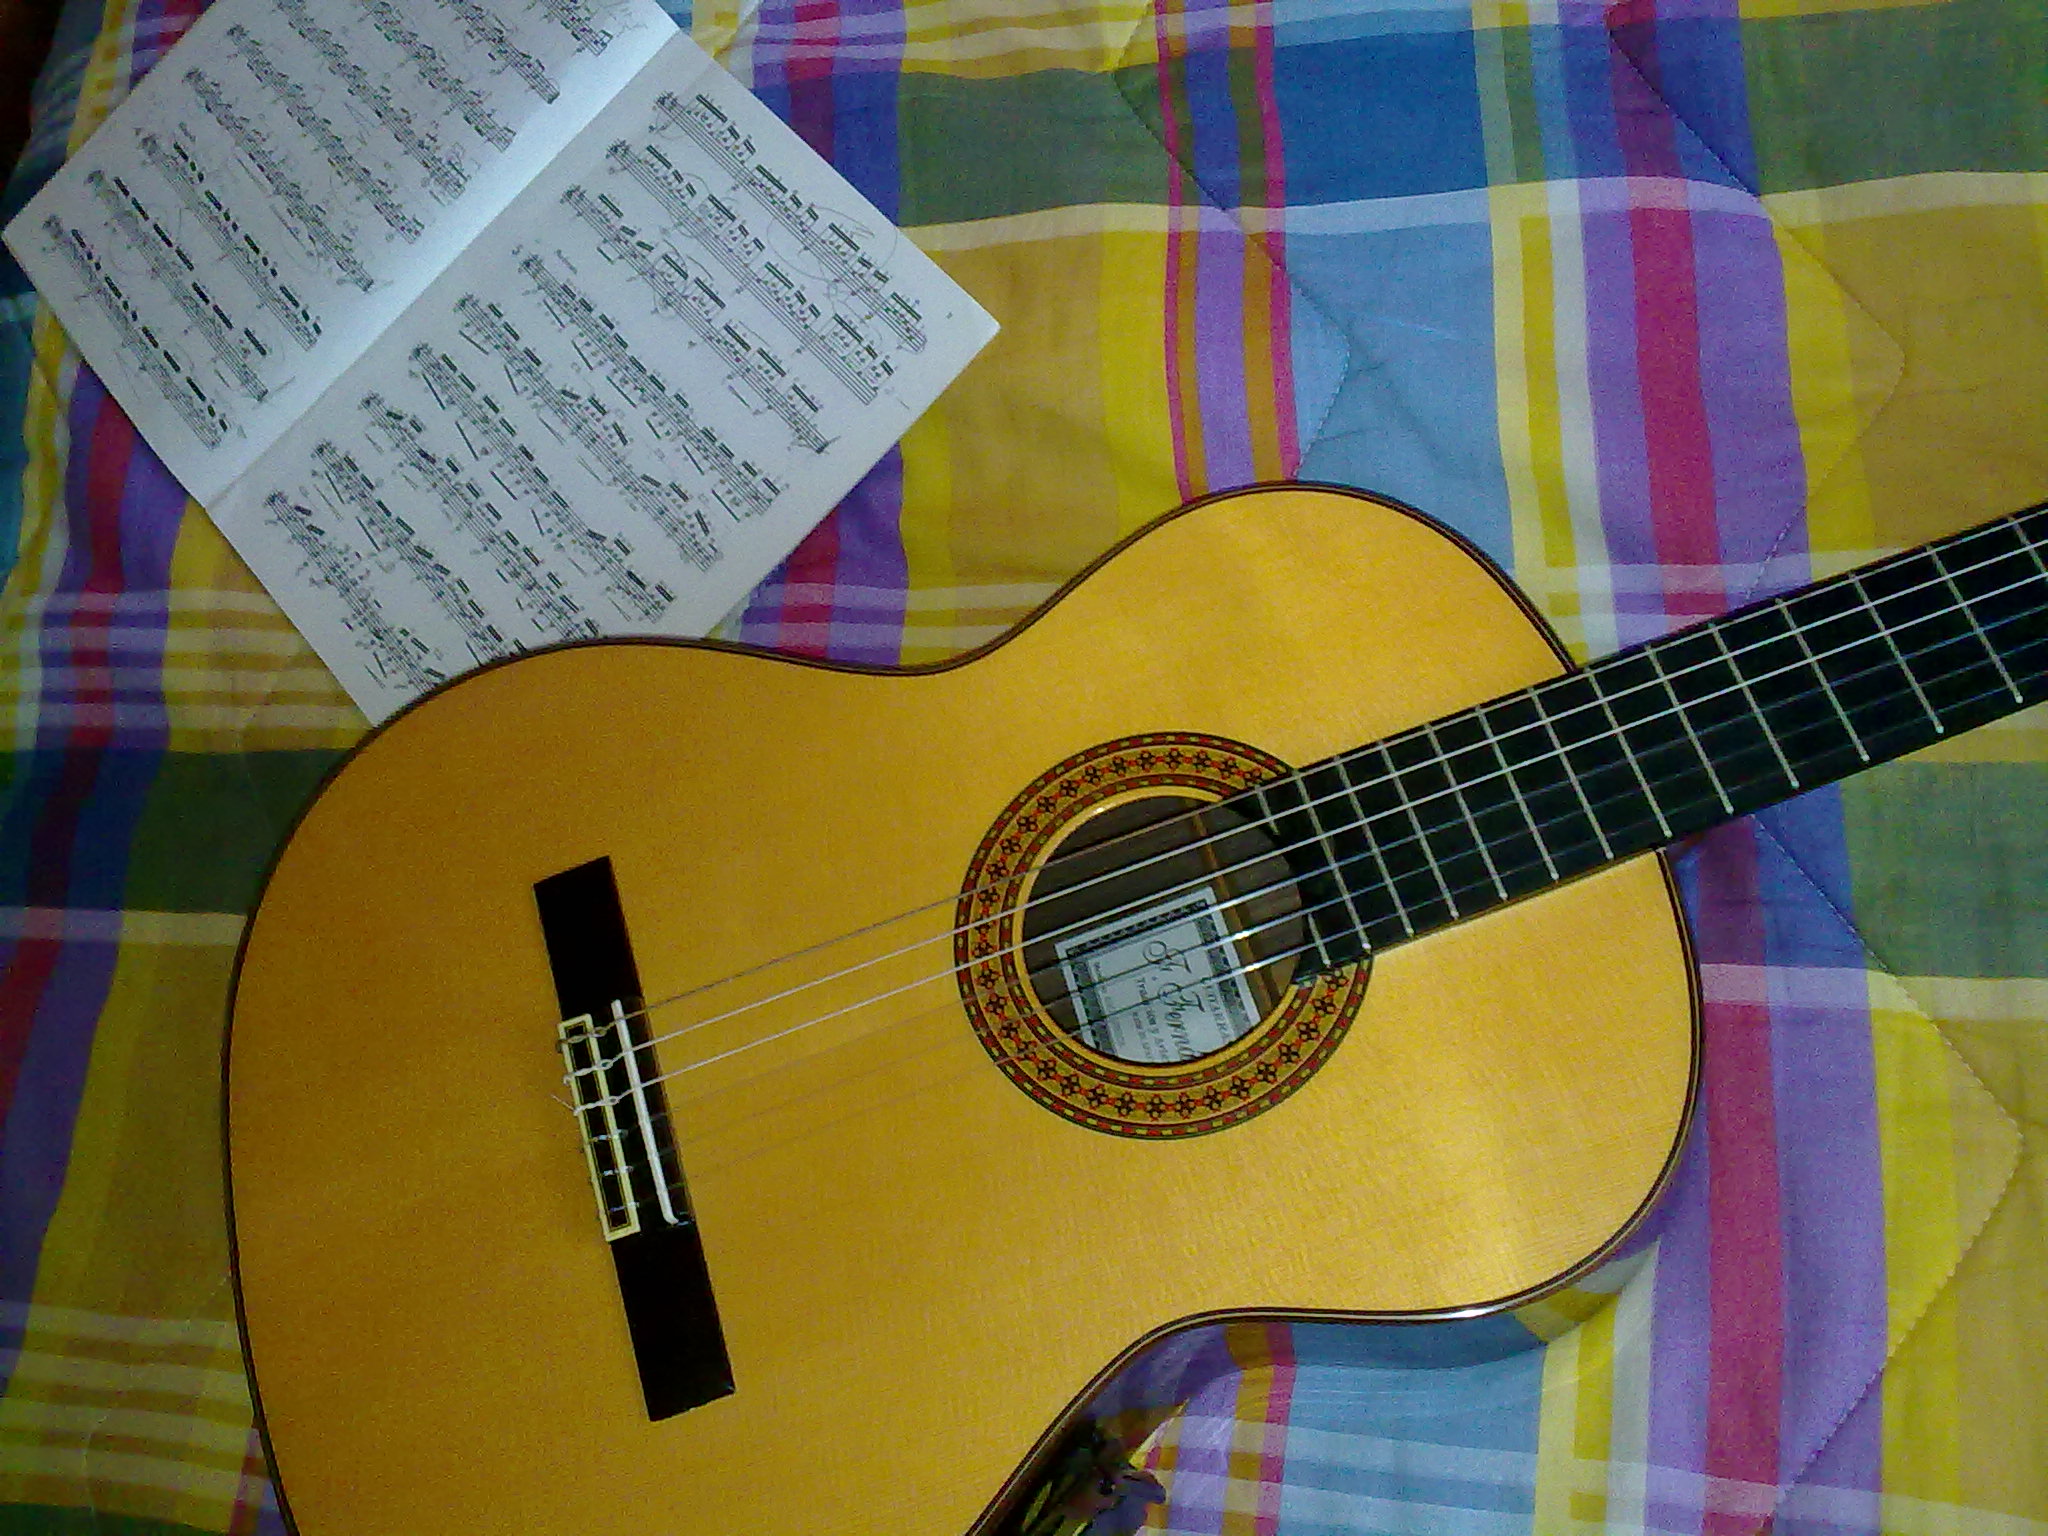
1488, 184, 1539, 593
13, 943, 255, 1529
1099, 229, 1179, 537
1873, 994, 1966, 1506
1532, 1319, 1585, 1533
1242, 238, 1284, 483
1774, 218, 1883, 561
1490, 182, 1587, 654
902, 0, 1158, 75
898, 395, 960, 664
1740, 0, 1955, 19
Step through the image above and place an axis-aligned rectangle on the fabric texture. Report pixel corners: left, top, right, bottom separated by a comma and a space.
2, 0, 2044, 1531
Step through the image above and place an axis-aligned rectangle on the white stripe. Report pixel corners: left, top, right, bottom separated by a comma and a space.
1895, 974, 2048, 1021
8, 703, 364, 729
1767, 171, 2048, 228
28, 589, 282, 616
0, 1348, 249, 1403
1279, 1422, 1533, 1486
0, 908, 247, 944
0, 1303, 240, 1350
1, 666, 340, 691
0, 628, 310, 657
1698, 962, 1873, 1009
912, 201, 1245, 251
0, 1440, 246, 1505
0, 1400, 252, 1457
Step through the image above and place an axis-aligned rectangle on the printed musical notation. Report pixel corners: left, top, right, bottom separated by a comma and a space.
8, 8, 994, 721
40, 214, 234, 446
183, 69, 375, 295
518, 252, 783, 519
653, 90, 926, 354
264, 490, 450, 692
7, 0, 670, 501
85, 168, 272, 402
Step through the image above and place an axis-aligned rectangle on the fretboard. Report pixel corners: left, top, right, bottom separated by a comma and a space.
1244, 501, 2048, 968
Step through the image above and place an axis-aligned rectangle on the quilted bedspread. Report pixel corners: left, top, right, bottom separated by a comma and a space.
3, 0, 2045, 1530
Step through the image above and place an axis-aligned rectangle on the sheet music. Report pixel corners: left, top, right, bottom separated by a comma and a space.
4, 0, 674, 501
205, 33, 996, 720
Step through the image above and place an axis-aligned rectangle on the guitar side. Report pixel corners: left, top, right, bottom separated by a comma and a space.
226, 486, 1697, 1535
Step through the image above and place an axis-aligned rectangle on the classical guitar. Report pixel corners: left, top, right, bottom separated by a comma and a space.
225, 484, 2048, 1536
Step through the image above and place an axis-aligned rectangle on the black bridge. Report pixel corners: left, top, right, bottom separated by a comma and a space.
535, 857, 734, 1421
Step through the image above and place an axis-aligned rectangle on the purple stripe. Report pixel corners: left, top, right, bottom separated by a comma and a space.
1689, 207, 1807, 595
738, 0, 910, 661
1193, 226, 1255, 487
1560, 27, 1657, 640
824, 447, 907, 663
1756, 792, 1886, 1509
0, 938, 121, 1314
1642, 919, 1713, 1532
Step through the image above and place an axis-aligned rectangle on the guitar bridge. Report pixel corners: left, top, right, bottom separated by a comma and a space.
537, 857, 734, 1421
558, 1000, 685, 1241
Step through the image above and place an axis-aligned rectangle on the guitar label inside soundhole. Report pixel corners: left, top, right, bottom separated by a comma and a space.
1055, 888, 1259, 1064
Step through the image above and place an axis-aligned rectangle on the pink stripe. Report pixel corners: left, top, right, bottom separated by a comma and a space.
1628, 204, 1720, 574
1697, 825, 1785, 1525
1255, 1322, 1295, 1535
1156, 0, 1195, 500
1249, 0, 1297, 472
774, 515, 843, 658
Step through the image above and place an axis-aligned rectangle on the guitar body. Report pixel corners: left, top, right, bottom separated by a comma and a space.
227, 486, 1697, 1535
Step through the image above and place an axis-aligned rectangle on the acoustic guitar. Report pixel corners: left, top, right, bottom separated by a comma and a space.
225, 483, 2048, 1535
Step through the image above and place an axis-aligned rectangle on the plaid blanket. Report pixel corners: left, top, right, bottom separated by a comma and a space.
3, 0, 2044, 1531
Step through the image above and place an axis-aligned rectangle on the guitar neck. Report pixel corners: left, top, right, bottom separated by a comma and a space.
1250, 501, 2048, 966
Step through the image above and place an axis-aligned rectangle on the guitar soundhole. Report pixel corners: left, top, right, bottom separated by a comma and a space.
955, 732, 1368, 1139
1020, 795, 1305, 1065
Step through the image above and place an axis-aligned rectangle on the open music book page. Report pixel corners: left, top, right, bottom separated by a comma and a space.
5, 0, 997, 720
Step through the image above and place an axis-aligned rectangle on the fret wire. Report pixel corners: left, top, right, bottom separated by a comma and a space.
1528, 687, 1615, 860
1378, 743, 1462, 919
1927, 543, 2024, 703
1643, 642, 1734, 815
1581, 668, 1674, 839
1307, 768, 1375, 958
1254, 777, 1357, 973
2015, 514, 2048, 583
1706, 622, 1800, 790
1846, 569, 1944, 733
1182, 638, 2048, 1004
1335, 751, 1414, 938
1422, 719, 1508, 902
1780, 605, 1870, 763
1472, 699, 1559, 882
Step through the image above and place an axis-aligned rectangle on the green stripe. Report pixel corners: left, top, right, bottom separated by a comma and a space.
1844, 763, 2048, 978
1746, 0, 2048, 192
0, 1508, 220, 1536
899, 70, 1169, 226
124, 751, 345, 914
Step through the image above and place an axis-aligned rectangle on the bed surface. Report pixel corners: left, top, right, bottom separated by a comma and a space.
2, 0, 2044, 1531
